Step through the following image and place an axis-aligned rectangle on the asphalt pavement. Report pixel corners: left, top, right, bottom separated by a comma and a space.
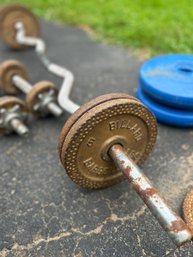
0, 20, 193, 257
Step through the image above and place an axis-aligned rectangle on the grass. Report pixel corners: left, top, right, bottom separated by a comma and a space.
0, 0, 193, 55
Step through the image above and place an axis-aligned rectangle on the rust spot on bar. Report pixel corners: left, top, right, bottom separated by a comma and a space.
141, 188, 157, 203
169, 218, 190, 233
131, 181, 141, 193
125, 166, 131, 174
176, 238, 192, 248
144, 188, 158, 197
132, 184, 158, 203
123, 166, 132, 182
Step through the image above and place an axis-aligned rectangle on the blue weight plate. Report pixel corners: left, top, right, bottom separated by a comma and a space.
139, 54, 193, 109
136, 85, 193, 127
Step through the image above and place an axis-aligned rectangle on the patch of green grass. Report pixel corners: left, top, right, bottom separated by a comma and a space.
1, 0, 193, 55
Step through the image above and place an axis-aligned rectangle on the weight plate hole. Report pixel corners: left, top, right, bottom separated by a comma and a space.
175, 63, 193, 75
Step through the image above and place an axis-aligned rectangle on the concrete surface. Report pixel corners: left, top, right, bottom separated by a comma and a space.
0, 20, 193, 257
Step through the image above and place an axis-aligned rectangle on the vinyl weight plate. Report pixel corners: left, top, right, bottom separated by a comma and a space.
140, 54, 193, 109
136, 85, 193, 127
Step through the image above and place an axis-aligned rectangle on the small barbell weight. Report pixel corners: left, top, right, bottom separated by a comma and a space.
0, 3, 40, 49
58, 93, 192, 246
0, 60, 63, 117
0, 96, 29, 136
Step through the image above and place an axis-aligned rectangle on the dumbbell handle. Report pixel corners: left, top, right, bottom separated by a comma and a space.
12, 75, 31, 94
109, 144, 192, 246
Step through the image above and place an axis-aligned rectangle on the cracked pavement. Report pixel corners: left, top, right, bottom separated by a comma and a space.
0, 20, 193, 257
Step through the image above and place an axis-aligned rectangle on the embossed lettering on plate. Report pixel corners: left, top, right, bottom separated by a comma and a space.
61, 97, 157, 189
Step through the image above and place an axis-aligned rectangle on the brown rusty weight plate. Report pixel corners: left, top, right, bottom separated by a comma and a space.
0, 59, 29, 94
0, 3, 40, 49
183, 189, 193, 233
0, 96, 26, 135
26, 81, 58, 114
58, 93, 139, 162
59, 94, 157, 189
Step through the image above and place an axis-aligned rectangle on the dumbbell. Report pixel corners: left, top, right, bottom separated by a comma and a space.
0, 96, 29, 136
0, 60, 63, 117
58, 92, 192, 246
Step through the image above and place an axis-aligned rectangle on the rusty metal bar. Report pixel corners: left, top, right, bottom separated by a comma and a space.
108, 144, 192, 246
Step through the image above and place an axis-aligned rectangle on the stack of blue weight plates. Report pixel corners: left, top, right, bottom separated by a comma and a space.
136, 54, 193, 127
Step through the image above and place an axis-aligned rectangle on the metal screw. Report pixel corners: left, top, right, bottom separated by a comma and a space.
0, 100, 29, 136
12, 75, 63, 117
108, 144, 192, 246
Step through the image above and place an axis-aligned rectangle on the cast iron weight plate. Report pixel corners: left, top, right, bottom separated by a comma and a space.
58, 94, 157, 189
139, 54, 193, 109
0, 59, 29, 94
58, 93, 139, 160
136, 85, 193, 127
0, 3, 40, 49
183, 189, 193, 233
